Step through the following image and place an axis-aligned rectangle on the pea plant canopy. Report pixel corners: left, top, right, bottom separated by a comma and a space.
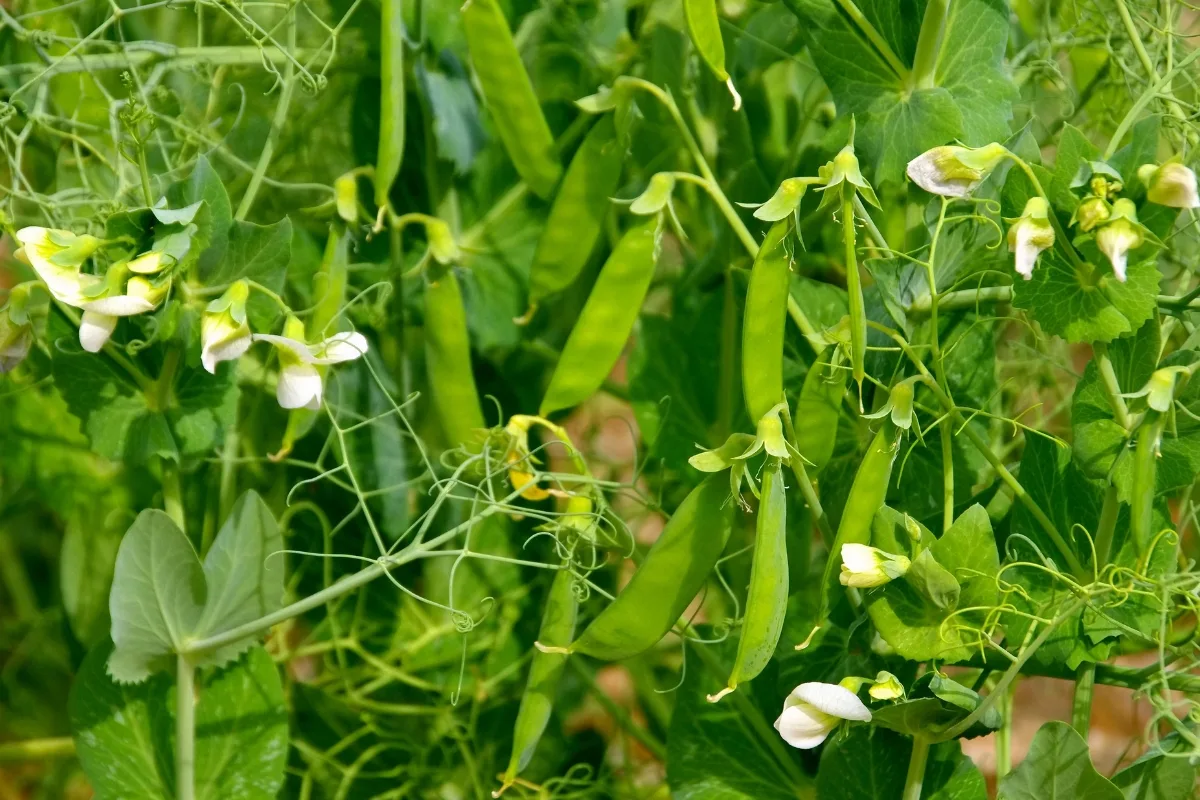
3, 0, 1200, 797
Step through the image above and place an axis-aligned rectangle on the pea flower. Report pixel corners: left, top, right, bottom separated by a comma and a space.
737, 402, 793, 462
1072, 195, 1110, 232
746, 178, 810, 222
839, 543, 911, 588
864, 378, 917, 430
1123, 366, 1194, 413
630, 173, 676, 215
503, 414, 551, 501
253, 315, 369, 410
78, 273, 169, 353
15, 226, 103, 305
1006, 197, 1055, 280
1138, 162, 1199, 209
868, 671, 905, 701
818, 143, 880, 209
201, 280, 252, 374
689, 431, 759, 507
1095, 199, 1144, 282
774, 682, 871, 749
424, 217, 460, 265
905, 143, 1008, 198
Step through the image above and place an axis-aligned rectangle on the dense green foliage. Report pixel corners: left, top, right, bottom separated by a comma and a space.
1, 0, 1199, 798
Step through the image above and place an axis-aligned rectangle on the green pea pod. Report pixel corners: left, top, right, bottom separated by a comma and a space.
711, 460, 787, 701
1130, 412, 1163, 559
683, 0, 727, 80
424, 269, 486, 448
795, 347, 847, 473
462, 0, 561, 199
563, 475, 735, 660
526, 116, 623, 308
498, 567, 578, 794
375, 0, 405, 208
821, 421, 900, 614
841, 184, 866, 403
539, 217, 661, 416
742, 219, 791, 424
309, 226, 349, 339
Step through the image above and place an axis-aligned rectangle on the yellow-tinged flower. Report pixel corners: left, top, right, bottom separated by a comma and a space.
425, 218, 460, 265
839, 543, 911, 588
504, 415, 551, 501
77, 272, 169, 353
1072, 195, 1110, 232
1138, 162, 1199, 209
335, 172, 359, 223
737, 402, 792, 461
906, 143, 1008, 198
253, 315, 369, 410
864, 378, 918, 430
1123, 366, 1194, 413
15, 227, 103, 305
818, 143, 879, 208
747, 178, 810, 222
201, 280, 252, 374
1095, 199, 1144, 282
868, 671, 905, 701
774, 682, 871, 749
1006, 197, 1055, 280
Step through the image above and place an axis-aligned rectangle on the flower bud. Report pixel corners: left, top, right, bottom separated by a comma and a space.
868, 671, 905, 701
1138, 162, 1199, 209
775, 682, 871, 749
201, 280, 252, 374
819, 143, 879, 208
127, 250, 174, 275
630, 173, 676, 215
751, 178, 809, 222
906, 143, 1008, 198
1095, 199, 1144, 282
1007, 197, 1055, 280
839, 543, 911, 588
864, 378, 917, 430
335, 172, 358, 223
1072, 195, 1110, 232
1126, 366, 1192, 413
0, 297, 33, 373
425, 218, 460, 265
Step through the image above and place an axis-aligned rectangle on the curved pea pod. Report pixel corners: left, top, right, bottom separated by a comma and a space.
1130, 412, 1164, 559
539, 216, 661, 416
497, 567, 578, 795
742, 219, 792, 424
525, 116, 624, 310
558, 475, 735, 661
462, 0, 561, 199
709, 460, 787, 702
423, 269, 486, 448
820, 421, 901, 614
375, 0, 405, 207
682, 0, 741, 109
795, 347, 847, 473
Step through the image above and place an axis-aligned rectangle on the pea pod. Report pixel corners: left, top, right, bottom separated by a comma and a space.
559, 474, 735, 660
498, 567, 578, 794
841, 184, 866, 404
710, 459, 787, 701
795, 347, 847, 473
539, 216, 661, 416
742, 219, 791, 424
424, 270, 485, 448
683, 0, 728, 81
821, 421, 900, 614
375, 0, 405, 208
1130, 412, 1163, 559
462, 0, 561, 199
526, 116, 623, 309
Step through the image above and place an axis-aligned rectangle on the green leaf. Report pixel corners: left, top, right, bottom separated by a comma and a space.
866, 504, 999, 662
998, 721, 1123, 800
108, 492, 282, 682
70, 642, 288, 800
417, 60, 486, 174
817, 726, 986, 799
1112, 740, 1198, 800
61, 516, 121, 647
783, 0, 1015, 182
1011, 249, 1160, 344
167, 156, 232, 282
211, 217, 293, 328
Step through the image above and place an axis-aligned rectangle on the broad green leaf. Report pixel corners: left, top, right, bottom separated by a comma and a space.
866, 505, 999, 662
817, 726, 986, 799
1011, 249, 1160, 344
783, 0, 1015, 182
71, 642, 288, 800
213, 217, 293, 330
459, 203, 540, 355
167, 156, 232, 281
417, 60, 486, 174
998, 721, 1123, 800
1112, 738, 1197, 800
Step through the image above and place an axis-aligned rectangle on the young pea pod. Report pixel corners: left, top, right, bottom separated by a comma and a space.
795, 347, 847, 473
462, 0, 561, 199
742, 219, 792, 425
375, 0, 405, 208
424, 269, 486, 448
682, 0, 740, 109
709, 459, 787, 701
498, 567, 578, 795
526, 116, 623, 309
821, 421, 900, 614
558, 475, 735, 660
539, 216, 661, 416
1130, 411, 1164, 559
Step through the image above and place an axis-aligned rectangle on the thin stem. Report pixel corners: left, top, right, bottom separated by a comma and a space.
995, 679, 1014, 778
1071, 662, 1096, 737
1094, 483, 1119, 569
1111, 0, 1194, 144
0, 737, 76, 762
833, 0, 911, 82
1102, 46, 1200, 159
162, 460, 185, 532
175, 654, 195, 800
717, 272, 738, 441
910, 0, 950, 90
235, 13, 296, 220
908, 286, 1011, 314
1093, 342, 1132, 430
137, 145, 153, 206
779, 402, 836, 548
902, 736, 930, 800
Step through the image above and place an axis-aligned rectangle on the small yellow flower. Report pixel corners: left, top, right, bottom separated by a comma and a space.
906, 143, 1008, 198
1138, 162, 1199, 209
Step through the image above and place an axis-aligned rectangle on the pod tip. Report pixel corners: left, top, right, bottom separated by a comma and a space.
706, 686, 734, 703
513, 304, 537, 326
726, 78, 742, 112
534, 641, 571, 655
795, 624, 821, 651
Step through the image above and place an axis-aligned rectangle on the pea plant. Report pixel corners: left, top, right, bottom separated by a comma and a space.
2, 0, 1200, 798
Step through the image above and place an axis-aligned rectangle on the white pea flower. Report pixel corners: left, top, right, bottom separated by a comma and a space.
906, 143, 1008, 198
253, 316, 369, 410
1123, 366, 1193, 413
78, 276, 168, 353
201, 280, 252, 374
1007, 197, 1055, 280
774, 682, 872, 749
839, 543, 911, 588
1095, 199, 1144, 282
15, 226, 103, 305
1138, 162, 1199, 209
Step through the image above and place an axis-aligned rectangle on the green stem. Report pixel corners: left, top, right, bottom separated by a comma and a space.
1111, 0, 1194, 144
0, 46, 316, 82
833, 0, 911, 82
1094, 483, 1119, 569
910, 0, 950, 90
1093, 343, 1132, 430
995, 679, 1014, 778
137, 145, 154, 206
902, 736, 930, 800
962, 652, 1200, 694
1102, 46, 1200, 159
0, 737, 76, 762
779, 402, 836, 548
176, 654, 195, 800
235, 14, 296, 220
843, 185, 865, 405
717, 271, 738, 441
1071, 662, 1096, 737
0, 525, 38, 622
908, 286, 1011, 314
162, 460, 185, 532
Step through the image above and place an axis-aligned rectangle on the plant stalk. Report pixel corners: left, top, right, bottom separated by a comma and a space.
910, 0, 950, 90
175, 654, 195, 800
902, 736, 930, 800
1071, 662, 1096, 737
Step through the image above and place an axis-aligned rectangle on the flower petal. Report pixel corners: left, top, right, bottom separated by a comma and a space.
840, 543, 879, 573
79, 311, 117, 353
253, 333, 318, 363
81, 294, 155, 316
790, 682, 872, 722
202, 330, 252, 374
277, 362, 323, 410
774, 703, 835, 749
313, 331, 369, 364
